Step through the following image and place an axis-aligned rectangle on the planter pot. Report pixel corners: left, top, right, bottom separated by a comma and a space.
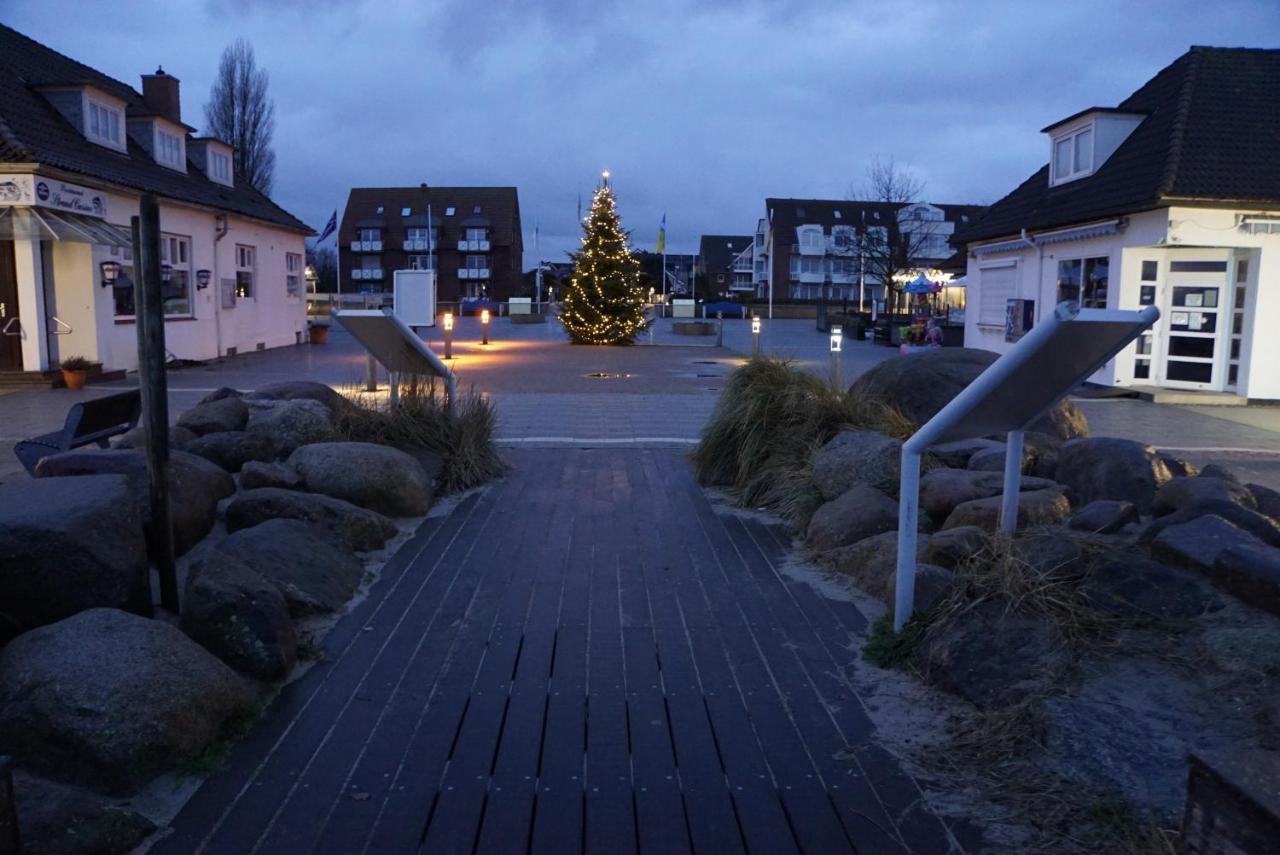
308, 325, 329, 345
62, 369, 89, 390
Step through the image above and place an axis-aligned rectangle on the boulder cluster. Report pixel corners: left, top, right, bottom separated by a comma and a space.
0, 381, 446, 846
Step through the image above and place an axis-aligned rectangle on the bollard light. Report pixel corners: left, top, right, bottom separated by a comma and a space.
752, 316, 761, 335
830, 324, 843, 352
751, 315, 762, 358
443, 311, 454, 359
480, 308, 491, 345
443, 311, 454, 331
829, 324, 843, 391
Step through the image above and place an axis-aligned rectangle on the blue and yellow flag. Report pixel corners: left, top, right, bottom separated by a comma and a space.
656, 213, 667, 253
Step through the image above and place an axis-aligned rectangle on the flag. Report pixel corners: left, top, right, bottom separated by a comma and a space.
656, 213, 667, 253
313, 210, 337, 245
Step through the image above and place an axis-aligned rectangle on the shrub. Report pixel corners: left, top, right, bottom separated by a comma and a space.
60, 355, 92, 371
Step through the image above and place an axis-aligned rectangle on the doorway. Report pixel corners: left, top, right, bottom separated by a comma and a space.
0, 241, 20, 370
1159, 256, 1231, 391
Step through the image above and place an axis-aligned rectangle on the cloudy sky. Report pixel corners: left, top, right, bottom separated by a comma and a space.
6, 0, 1279, 264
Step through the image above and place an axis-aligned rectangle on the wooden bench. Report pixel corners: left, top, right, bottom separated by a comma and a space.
13, 388, 142, 475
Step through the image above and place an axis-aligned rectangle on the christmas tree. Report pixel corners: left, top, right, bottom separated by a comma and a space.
560, 175, 648, 345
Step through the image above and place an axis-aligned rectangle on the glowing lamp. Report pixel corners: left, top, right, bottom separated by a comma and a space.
99, 260, 121, 288
443, 311, 454, 331
751, 316, 761, 335
481, 309, 491, 324
830, 324, 843, 353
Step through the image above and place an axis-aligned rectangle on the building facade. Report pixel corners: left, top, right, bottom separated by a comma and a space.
751, 199, 985, 304
957, 47, 1280, 400
0, 25, 311, 378
338, 186, 522, 302
697, 235, 753, 299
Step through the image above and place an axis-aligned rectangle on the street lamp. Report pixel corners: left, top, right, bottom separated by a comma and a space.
481, 308, 491, 345
751, 315, 761, 357
829, 324, 843, 391
442, 311, 454, 359
99, 260, 121, 289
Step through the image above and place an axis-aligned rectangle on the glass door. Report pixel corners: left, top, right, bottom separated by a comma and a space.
1161, 284, 1221, 389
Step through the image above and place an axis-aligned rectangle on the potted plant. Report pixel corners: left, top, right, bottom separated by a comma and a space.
60, 355, 92, 390
308, 321, 329, 345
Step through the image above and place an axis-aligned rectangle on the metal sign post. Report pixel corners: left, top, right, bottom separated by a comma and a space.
334, 309, 458, 416
893, 301, 1160, 631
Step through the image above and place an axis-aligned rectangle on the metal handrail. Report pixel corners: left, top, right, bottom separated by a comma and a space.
0, 317, 18, 335
49, 316, 72, 335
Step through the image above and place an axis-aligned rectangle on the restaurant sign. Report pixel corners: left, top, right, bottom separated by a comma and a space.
0, 174, 107, 218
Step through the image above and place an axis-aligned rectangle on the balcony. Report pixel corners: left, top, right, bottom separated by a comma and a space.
349, 240, 383, 252
731, 258, 753, 272
352, 268, 384, 281
456, 240, 492, 252
402, 239, 435, 252
459, 268, 491, 280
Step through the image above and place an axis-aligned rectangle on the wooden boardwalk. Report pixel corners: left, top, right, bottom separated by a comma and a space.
155, 449, 960, 854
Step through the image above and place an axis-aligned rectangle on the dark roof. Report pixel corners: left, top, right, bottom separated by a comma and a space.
933, 248, 968, 274
0, 24, 310, 234
340, 186, 522, 248
765, 198, 986, 254
959, 46, 1280, 244
698, 234, 751, 274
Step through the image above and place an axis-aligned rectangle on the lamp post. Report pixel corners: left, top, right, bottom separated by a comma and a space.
829, 324, 843, 391
481, 308, 491, 345
751, 315, 761, 358
98, 260, 121, 289
443, 311, 454, 360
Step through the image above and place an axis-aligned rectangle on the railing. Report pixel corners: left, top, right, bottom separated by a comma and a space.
351, 269, 384, 280
402, 239, 435, 251
349, 240, 383, 252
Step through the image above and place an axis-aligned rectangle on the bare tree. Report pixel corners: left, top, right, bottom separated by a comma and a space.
305, 245, 338, 293
203, 39, 276, 193
856, 156, 941, 313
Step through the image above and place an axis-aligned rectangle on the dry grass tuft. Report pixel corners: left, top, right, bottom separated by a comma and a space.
334, 375, 505, 493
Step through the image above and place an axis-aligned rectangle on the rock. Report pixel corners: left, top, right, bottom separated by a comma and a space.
287, 441, 433, 516
181, 547, 297, 680
1042, 660, 1206, 821
924, 525, 987, 569
848, 347, 1088, 441
183, 430, 274, 473
928, 438, 1004, 469
176, 396, 249, 436
216, 520, 363, 616
918, 600, 1061, 708
967, 443, 1034, 474
1152, 476, 1255, 516
34, 448, 235, 556
13, 770, 157, 855
1024, 431, 1062, 480
245, 398, 335, 458
919, 468, 1058, 523
810, 430, 902, 500
1011, 529, 1114, 582
1210, 542, 1280, 617
806, 485, 898, 552
823, 530, 926, 597
197, 386, 243, 405
248, 380, 352, 416
1081, 558, 1219, 619
1202, 625, 1280, 674
1197, 464, 1240, 485
1068, 500, 1140, 534
1157, 454, 1198, 478
1055, 437, 1172, 513
239, 460, 303, 491
1142, 500, 1280, 547
225, 487, 397, 551
1150, 515, 1266, 573
884, 563, 956, 614
0, 609, 252, 794
0, 476, 149, 635
941, 488, 1070, 531
1247, 483, 1280, 523
112, 423, 197, 450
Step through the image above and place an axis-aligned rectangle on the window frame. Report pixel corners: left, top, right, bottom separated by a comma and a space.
86, 97, 123, 148
1055, 254, 1110, 309
1050, 123, 1095, 185
235, 244, 256, 299
155, 127, 184, 169
286, 252, 302, 298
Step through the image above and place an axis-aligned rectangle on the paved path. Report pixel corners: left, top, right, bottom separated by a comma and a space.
153, 449, 958, 855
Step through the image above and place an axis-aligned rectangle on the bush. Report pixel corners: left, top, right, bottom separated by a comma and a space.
334, 376, 504, 493
691, 357, 913, 526
60, 355, 92, 371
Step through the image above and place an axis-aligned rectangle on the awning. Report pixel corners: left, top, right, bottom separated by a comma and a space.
0, 207, 131, 246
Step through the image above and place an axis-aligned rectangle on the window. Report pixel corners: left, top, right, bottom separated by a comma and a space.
833, 210, 842, 219
978, 264, 1017, 325
466, 227, 487, 243
465, 254, 487, 270
800, 257, 821, 274
407, 255, 436, 271
406, 227, 434, 243
473, 205, 482, 214
286, 252, 302, 297
375, 206, 384, 214
358, 227, 380, 243
235, 244, 255, 298
156, 129, 183, 168
113, 236, 192, 317
359, 255, 382, 271
87, 99, 122, 146
1051, 126, 1094, 184
109, 245, 136, 316
1169, 260, 1227, 273
445, 207, 456, 216
1056, 257, 1108, 308
800, 229, 822, 250
1141, 260, 1158, 281
209, 151, 231, 182
401, 207, 411, 216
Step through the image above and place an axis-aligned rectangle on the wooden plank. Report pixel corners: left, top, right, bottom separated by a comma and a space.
528, 625, 587, 855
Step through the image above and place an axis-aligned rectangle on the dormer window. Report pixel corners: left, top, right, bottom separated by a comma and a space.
156, 128, 184, 169
1052, 126, 1093, 184
209, 150, 231, 182
87, 98, 123, 148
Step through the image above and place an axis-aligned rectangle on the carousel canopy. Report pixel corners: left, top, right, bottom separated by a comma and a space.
904, 272, 940, 294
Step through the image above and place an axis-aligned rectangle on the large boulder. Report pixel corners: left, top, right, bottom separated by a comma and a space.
1247, 483, 1280, 523
1141, 500, 1280, 548
239, 460, 303, 491
1152, 476, 1255, 517
0, 476, 149, 635
805, 485, 898, 552
883, 564, 956, 615
966, 443, 1035, 474
176, 396, 249, 436
848, 348, 1088, 441
1068, 500, 1140, 534
197, 386, 243, 405
183, 430, 274, 473
1081, 559, 1220, 619
13, 770, 157, 855
216, 520, 363, 616
245, 398, 335, 458
919, 468, 1058, 523
248, 380, 352, 416
823, 530, 926, 597
810, 430, 902, 500
224, 487, 397, 551
928, 438, 1004, 469
924, 525, 987, 569
34, 448, 234, 556
941, 488, 1070, 531
1055, 437, 1173, 513
917, 601, 1061, 708
1210, 542, 1280, 617
1149, 514, 1266, 573
112, 423, 197, 450
0, 609, 252, 794
287, 442, 434, 516
182, 547, 297, 680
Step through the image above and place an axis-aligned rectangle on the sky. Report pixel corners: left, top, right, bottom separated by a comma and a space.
4, 0, 1279, 267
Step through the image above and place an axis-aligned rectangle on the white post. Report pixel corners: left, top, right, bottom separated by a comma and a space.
12, 239, 50, 371
999, 430, 1024, 533
894, 447, 922, 632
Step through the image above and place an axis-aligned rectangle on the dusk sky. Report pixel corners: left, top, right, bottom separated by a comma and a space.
5, 0, 1279, 266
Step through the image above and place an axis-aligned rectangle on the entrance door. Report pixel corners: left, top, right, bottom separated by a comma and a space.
1161, 282, 1222, 389
0, 241, 20, 370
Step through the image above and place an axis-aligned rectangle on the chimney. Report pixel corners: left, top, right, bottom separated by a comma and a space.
141, 67, 182, 125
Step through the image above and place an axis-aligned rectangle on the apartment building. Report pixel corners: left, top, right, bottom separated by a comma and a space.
697, 235, 753, 298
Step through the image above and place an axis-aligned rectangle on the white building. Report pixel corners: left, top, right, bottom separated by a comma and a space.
0, 25, 311, 383
959, 46, 1280, 400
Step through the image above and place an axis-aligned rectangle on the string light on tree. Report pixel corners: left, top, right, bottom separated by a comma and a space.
559, 171, 649, 345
